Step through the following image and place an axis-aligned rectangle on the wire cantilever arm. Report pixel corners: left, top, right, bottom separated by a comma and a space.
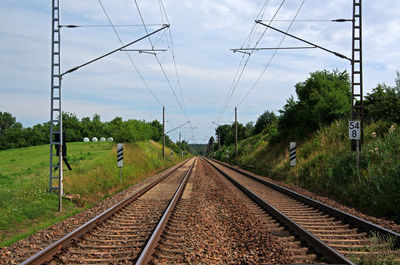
232, 47, 317, 52
166, 121, 190, 135
255, 20, 352, 62
61, 24, 170, 76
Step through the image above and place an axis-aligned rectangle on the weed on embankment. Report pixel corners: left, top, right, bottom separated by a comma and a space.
213, 120, 400, 223
0, 140, 187, 246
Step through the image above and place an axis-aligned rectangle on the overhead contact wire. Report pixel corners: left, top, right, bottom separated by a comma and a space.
158, 0, 195, 141
159, 0, 193, 136
216, 0, 286, 123
237, 0, 306, 106
215, 1, 270, 123
97, 0, 164, 106
215, 0, 272, 123
216, 0, 284, 123
133, 0, 191, 127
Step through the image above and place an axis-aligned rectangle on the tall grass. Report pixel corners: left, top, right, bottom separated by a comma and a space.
212, 120, 400, 222
350, 232, 399, 265
0, 140, 188, 246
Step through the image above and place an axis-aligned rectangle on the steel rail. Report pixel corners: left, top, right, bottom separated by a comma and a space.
135, 158, 196, 264
203, 157, 353, 265
209, 158, 400, 242
21, 158, 191, 265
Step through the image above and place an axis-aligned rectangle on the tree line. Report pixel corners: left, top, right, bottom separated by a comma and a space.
0, 112, 188, 153
209, 70, 400, 152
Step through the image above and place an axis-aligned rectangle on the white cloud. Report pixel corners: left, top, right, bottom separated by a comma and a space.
0, 0, 399, 143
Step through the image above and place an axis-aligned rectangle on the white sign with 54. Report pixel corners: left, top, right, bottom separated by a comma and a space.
349, 121, 361, 140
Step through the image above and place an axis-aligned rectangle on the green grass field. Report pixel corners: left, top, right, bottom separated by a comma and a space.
0, 140, 188, 246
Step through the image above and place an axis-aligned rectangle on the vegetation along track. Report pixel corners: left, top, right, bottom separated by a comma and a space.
21, 158, 196, 264
205, 157, 400, 264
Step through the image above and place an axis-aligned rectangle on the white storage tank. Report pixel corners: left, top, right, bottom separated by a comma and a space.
83, 137, 89, 142
92, 137, 98, 142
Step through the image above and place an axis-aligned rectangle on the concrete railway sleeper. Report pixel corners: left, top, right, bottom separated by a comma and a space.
205, 157, 400, 264
145, 157, 325, 264
21, 158, 196, 265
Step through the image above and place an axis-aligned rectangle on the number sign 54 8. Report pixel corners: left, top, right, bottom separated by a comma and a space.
349, 121, 361, 140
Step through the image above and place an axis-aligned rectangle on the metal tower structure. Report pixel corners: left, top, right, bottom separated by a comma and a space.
235, 107, 238, 157
49, 0, 63, 210
351, 0, 363, 150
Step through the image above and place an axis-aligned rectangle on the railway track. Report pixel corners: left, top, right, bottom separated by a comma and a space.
204, 157, 400, 264
21, 158, 196, 265
144, 156, 309, 264
19, 155, 400, 264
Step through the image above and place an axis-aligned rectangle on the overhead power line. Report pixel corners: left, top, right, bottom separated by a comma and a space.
132, 0, 190, 123
237, 0, 307, 106
215, 0, 272, 124
132, 0, 195, 142
215, 0, 286, 124
159, 0, 196, 143
97, 0, 165, 106
159, 1, 191, 126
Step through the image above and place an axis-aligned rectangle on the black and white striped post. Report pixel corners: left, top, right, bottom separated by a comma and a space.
117, 143, 123, 183
290, 142, 296, 167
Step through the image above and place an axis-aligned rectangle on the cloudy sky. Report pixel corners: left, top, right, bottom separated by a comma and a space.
0, 0, 399, 144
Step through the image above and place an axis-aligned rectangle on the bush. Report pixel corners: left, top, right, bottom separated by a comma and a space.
0, 112, 165, 150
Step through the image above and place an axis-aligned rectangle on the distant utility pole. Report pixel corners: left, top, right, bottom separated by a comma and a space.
163, 106, 165, 159
235, 106, 238, 157
351, 0, 363, 151
179, 132, 181, 156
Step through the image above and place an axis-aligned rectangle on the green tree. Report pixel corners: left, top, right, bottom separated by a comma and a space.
254, 111, 277, 135
180, 140, 188, 151
103, 117, 123, 138
216, 124, 234, 146
244, 122, 254, 138
29, 123, 50, 146
278, 69, 351, 139
364, 72, 400, 123
277, 96, 300, 139
62, 112, 82, 142
207, 136, 215, 154
149, 120, 163, 141
0, 112, 20, 136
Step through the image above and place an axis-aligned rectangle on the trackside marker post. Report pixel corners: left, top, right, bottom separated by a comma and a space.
349, 121, 361, 171
117, 143, 123, 183
290, 142, 296, 167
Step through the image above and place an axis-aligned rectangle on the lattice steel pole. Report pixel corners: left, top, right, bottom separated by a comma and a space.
49, 0, 63, 212
351, 0, 363, 151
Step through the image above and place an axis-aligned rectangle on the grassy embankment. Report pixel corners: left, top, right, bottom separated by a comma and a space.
0, 140, 189, 246
212, 120, 400, 223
